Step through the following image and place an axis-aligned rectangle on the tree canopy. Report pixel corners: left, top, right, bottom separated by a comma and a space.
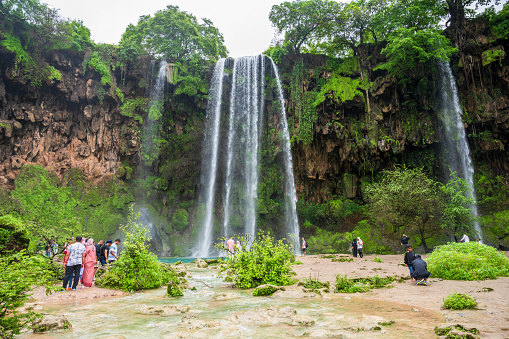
120, 5, 228, 62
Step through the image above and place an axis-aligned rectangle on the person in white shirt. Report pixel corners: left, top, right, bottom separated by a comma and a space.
460, 234, 470, 243
108, 239, 121, 263
357, 237, 364, 258
63, 236, 86, 290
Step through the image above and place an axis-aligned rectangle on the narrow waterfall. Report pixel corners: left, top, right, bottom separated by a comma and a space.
437, 61, 482, 238
140, 60, 167, 169
196, 59, 226, 257
196, 55, 300, 257
269, 59, 301, 253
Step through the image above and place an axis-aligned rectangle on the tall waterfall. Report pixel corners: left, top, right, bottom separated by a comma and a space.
437, 61, 482, 238
196, 55, 300, 257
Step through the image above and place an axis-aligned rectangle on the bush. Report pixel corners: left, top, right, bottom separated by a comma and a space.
443, 292, 477, 310
0, 252, 57, 338
215, 231, 296, 289
426, 242, 509, 280
96, 205, 178, 292
334, 274, 396, 293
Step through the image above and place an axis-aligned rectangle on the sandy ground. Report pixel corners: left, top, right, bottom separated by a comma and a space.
293, 253, 509, 339
26, 253, 509, 338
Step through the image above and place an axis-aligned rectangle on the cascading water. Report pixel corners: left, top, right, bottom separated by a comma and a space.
196, 55, 300, 257
437, 61, 482, 238
196, 59, 226, 257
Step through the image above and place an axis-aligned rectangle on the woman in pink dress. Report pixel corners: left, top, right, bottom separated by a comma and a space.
81, 238, 97, 288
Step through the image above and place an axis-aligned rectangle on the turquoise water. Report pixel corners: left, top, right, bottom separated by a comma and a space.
158, 257, 222, 264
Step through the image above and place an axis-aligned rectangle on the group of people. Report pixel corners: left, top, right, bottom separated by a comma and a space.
401, 234, 431, 285
41, 238, 58, 257
350, 237, 364, 258
226, 237, 242, 255
62, 236, 121, 291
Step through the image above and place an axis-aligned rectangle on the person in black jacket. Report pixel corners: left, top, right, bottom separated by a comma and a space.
404, 245, 416, 282
400, 234, 410, 250
411, 254, 431, 285
351, 239, 358, 257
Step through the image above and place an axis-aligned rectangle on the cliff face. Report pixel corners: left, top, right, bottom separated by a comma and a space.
280, 21, 509, 209
0, 49, 149, 188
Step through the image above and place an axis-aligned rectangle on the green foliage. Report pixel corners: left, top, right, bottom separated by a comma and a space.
481, 48, 505, 66
64, 20, 94, 51
364, 166, 445, 251
171, 209, 189, 232
96, 205, 178, 292
167, 280, 183, 297
314, 74, 364, 106
485, 2, 509, 39
373, 257, 383, 263
301, 277, 330, 289
334, 274, 395, 293
443, 292, 477, 310
378, 28, 456, 80
215, 231, 296, 289
440, 174, 477, 238
121, 97, 149, 123
426, 242, 509, 280
269, 0, 341, 54
0, 251, 57, 338
87, 50, 113, 86
263, 45, 289, 64
482, 209, 509, 246
0, 214, 29, 255
148, 100, 163, 121
252, 285, 278, 296
119, 5, 227, 62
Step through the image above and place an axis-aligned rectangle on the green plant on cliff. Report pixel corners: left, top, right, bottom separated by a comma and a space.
215, 231, 296, 289
96, 205, 178, 292
121, 97, 148, 123
314, 74, 364, 106
481, 48, 506, 66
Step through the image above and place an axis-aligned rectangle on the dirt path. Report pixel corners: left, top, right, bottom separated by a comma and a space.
293, 253, 509, 338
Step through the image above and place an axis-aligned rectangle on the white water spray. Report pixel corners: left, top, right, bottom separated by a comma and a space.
438, 61, 482, 238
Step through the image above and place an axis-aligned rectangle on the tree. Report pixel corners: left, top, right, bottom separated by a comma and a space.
364, 167, 445, 252
269, 0, 341, 54
440, 173, 477, 241
119, 5, 227, 62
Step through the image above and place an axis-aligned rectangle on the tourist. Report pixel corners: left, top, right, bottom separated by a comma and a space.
235, 240, 242, 253
94, 240, 104, 275
81, 239, 97, 288
227, 237, 235, 255
302, 237, 307, 256
50, 239, 58, 256
404, 245, 416, 282
410, 254, 431, 285
351, 238, 358, 257
400, 234, 410, 250
477, 238, 483, 245
356, 237, 364, 258
100, 240, 112, 266
108, 239, 121, 264
63, 236, 86, 291
44, 239, 51, 258
460, 233, 470, 243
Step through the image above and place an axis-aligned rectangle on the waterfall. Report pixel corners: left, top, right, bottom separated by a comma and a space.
196, 59, 226, 257
196, 55, 300, 257
269, 59, 301, 253
437, 61, 482, 238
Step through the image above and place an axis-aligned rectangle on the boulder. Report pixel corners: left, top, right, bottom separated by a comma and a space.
32, 315, 71, 333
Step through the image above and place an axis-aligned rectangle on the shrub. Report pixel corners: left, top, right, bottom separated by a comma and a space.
96, 205, 178, 292
0, 252, 57, 338
215, 231, 296, 289
443, 292, 477, 310
426, 242, 509, 280
373, 257, 383, 263
334, 274, 396, 293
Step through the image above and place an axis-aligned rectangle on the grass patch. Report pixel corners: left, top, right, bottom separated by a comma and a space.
334, 274, 396, 293
332, 257, 354, 262
442, 292, 477, 310
373, 257, 383, 263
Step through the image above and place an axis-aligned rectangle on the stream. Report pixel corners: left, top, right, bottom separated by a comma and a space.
20, 263, 443, 338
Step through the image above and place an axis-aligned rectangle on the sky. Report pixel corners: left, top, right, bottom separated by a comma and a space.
41, 0, 292, 57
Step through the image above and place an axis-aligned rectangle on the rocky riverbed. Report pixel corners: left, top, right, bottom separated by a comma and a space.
20, 253, 509, 338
